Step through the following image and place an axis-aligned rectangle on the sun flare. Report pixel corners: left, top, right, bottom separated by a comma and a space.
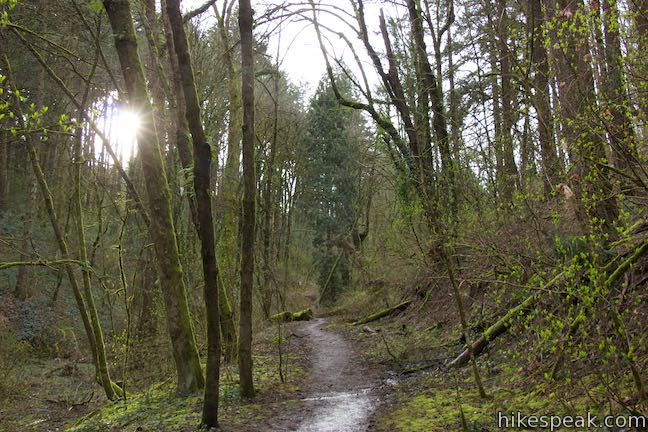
112, 108, 141, 162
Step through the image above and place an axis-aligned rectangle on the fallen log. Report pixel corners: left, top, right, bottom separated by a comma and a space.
271, 308, 313, 322
353, 300, 412, 326
450, 237, 648, 369
448, 272, 565, 368
550, 238, 648, 379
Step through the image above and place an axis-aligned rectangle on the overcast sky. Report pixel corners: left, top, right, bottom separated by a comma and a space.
181, 0, 398, 97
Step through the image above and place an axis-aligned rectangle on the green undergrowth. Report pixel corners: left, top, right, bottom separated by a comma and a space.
375, 369, 643, 432
66, 380, 203, 432
66, 325, 307, 432
336, 291, 644, 431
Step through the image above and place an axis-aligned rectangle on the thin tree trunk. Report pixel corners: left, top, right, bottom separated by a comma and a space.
601, 0, 638, 171
102, 0, 204, 395
529, 0, 559, 194
136, 250, 158, 339
629, 0, 647, 123
215, 0, 243, 306
238, 0, 256, 399
487, 32, 505, 202
442, 248, 487, 398
4, 60, 119, 399
495, 0, 518, 201
447, 16, 462, 170
74, 124, 121, 400
26, 132, 116, 398
261, 71, 279, 319
165, 0, 222, 425
14, 166, 35, 300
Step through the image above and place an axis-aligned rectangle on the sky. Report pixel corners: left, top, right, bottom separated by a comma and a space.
181, 0, 396, 97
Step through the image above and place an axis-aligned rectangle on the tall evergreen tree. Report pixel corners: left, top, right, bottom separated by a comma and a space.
300, 77, 365, 304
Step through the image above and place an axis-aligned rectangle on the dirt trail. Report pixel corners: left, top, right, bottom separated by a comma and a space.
288, 318, 379, 432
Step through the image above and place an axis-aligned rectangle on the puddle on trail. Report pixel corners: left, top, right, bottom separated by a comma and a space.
295, 389, 377, 432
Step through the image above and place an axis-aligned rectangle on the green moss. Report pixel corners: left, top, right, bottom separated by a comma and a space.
66, 346, 308, 432
376, 373, 611, 432
67, 381, 203, 432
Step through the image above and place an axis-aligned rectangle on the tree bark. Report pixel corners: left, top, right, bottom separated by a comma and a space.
261, 71, 279, 319
213, 2, 240, 362
238, 0, 256, 399
74, 124, 121, 401
601, 0, 638, 171
102, 0, 204, 395
529, 0, 560, 194
160, 0, 237, 364
629, 0, 647, 123
14, 164, 35, 300
548, 0, 618, 235
165, 0, 221, 425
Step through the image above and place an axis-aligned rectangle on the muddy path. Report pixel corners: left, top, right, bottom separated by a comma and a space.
276, 318, 380, 432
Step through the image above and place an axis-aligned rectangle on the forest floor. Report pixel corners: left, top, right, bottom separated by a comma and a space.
3, 308, 640, 431
0, 316, 386, 432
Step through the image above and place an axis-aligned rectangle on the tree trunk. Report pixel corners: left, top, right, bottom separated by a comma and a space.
165, 0, 222, 425
136, 250, 158, 339
548, 0, 618, 235
73, 123, 121, 401
601, 0, 638, 171
213, 3, 240, 362
529, 0, 560, 194
238, 0, 256, 399
406, 0, 456, 222
494, 0, 518, 201
261, 71, 279, 320
487, 30, 505, 203
102, 0, 204, 395
14, 166, 35, 300
629, 0, 647, 123
162, 0, 237, 364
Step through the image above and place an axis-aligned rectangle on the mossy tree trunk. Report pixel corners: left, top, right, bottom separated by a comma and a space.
74, 120, 121, 401
102, 0, 204, 395
548, 0, 618, 234
601, 0, 638, 171
158, 0, 237, 364
165, 0, 222, 426
529, 0, 560, 195
5, 62, 118, 400
213, 1, 241, 362
26, 131, 117, 400
0, 132, 7, 212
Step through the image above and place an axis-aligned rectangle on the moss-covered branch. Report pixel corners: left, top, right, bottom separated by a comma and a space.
448, 273, 565, 368
352, 300, 412, 326
0, 259, 89, 271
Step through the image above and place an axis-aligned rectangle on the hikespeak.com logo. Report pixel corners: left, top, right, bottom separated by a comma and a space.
497, 411, 647, 430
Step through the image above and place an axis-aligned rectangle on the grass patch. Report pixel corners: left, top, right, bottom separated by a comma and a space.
66, 327, 308, 432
